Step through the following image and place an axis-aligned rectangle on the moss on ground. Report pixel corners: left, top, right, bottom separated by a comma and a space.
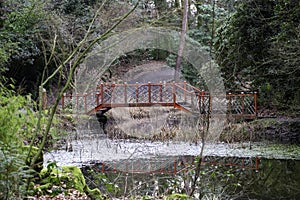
36, 165, 103, 199
167, 193, 193, 200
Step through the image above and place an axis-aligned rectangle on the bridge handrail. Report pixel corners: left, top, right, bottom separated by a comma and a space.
60, 81, 257, 118
174, 84, 195, 94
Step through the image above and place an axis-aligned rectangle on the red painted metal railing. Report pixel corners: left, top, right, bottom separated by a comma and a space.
61, 82, 257, 119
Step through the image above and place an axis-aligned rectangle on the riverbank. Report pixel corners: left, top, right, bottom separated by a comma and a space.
220, 117, 300, 145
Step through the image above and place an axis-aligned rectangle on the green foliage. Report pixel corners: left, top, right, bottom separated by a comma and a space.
22, 145, 44, 173
2, 0, 45, 63
0, 40, 15, 80
85, 168, 120, 196
215, 0, 273, 89
267, 0, 300, 110
0, 82, 59, 146
0, 0, 50, 94
37, 163, 103, 199
0, 83, 63, 198
0, 144, 35, 199
0, 84, 36, 198
0, 83, 43, 198
163, 1, 229, 90
58, 0, 96, 16
3, 0, 44, 33
167, 193, 192, 200
0, 83, 37, 145
214, 0, 300, 111
189, 2, 228, 52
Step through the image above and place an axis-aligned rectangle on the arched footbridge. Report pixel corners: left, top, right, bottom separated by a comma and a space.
61, 81, 257, 119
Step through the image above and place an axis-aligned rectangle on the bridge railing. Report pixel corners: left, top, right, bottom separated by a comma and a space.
96, 82, 175, 105
61, 92, 98, 113
173, 82, 257, 118
61, 82, 257, 118
173, 82, 203, 113
227, 92, 257, 117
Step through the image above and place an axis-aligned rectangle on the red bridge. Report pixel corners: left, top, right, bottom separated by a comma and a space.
61, 82, 257, 119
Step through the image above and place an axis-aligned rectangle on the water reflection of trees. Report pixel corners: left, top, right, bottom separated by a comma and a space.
81, 157, 300, 199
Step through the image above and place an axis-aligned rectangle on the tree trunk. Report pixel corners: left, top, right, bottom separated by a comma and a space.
174, 0, 188, 81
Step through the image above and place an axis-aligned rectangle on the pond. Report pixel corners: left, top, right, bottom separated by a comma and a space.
81, 157, 300, 199
44, 130, 300, 199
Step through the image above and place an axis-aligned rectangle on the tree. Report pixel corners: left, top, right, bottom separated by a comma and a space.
215, 0, 274, 89
214, 0, 300, 111
175, 0, 188, 81
168, 0, 229, 87
28, 0, 139, 179
267, 0, 300, 109
0, 0, 49, 92
0, 0, 139, 197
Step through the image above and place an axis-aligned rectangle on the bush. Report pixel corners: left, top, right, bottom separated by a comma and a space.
0, 143, 35, 199
0, 83, 49, 198
0, 84, 37, 145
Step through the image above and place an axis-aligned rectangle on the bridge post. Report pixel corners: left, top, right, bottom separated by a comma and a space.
102, 163, 105, 173
172, 81, 176, 105
200, 90, 205, 114
112, 82, 116, 103
76, 94, 79, 113
184, 81, 187, 103
84, 93, 87, 113
255, 156, 259, 172
124, 82, 127, 104
61, 93, 65, 109
96, 93, 99, 106
209, 94, 212, 114
136, 82, 139, 103
254, 92, 257, 117
241, 92, 245, 116
159, 81, 163, 102
100, 83, 104, 104
241, 158, 245, 170
148, 81, 151, 103
228, 92, 232, 115
174, 156, 177, 174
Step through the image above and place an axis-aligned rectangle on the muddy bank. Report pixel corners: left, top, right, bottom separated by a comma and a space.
220, 118, 300, 144
101, 113, 300, 144
59, 111, 300, 145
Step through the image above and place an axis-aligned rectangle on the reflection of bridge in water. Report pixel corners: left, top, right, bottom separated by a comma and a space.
87, 155, 260, 174
61, 81, 257, 119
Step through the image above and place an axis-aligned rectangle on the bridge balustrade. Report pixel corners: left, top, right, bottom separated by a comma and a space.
61, 82, 257, 119
97, 82, 174, 105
